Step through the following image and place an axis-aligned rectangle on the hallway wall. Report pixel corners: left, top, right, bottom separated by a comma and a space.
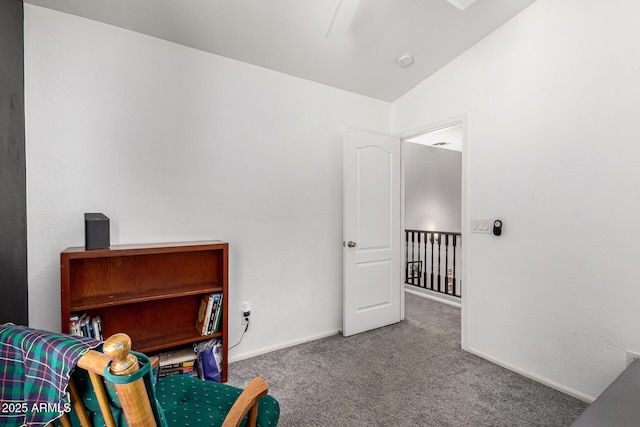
405, 142, 461, 232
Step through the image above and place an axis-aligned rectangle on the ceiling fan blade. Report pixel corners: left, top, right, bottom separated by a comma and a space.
326, 0, 361, 38
445, 0, 478, 10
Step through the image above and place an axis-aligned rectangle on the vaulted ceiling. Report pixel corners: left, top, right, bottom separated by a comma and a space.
25, 0, 537, 102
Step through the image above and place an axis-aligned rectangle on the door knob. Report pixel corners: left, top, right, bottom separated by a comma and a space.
347, 241, 357, 248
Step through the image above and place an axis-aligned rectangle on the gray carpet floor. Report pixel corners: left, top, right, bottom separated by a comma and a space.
227, 293, 588, 426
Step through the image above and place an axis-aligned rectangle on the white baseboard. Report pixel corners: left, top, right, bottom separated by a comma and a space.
467, 346, 595, 403
405, 286, 461, 308
228, 329, 341, 363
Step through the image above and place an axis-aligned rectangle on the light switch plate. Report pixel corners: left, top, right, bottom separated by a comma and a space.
471, 219, 491, 234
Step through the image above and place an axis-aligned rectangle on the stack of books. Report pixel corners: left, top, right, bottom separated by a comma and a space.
69, 313, 104, 340
195, 292, 223, 336
157, 347, 198, 378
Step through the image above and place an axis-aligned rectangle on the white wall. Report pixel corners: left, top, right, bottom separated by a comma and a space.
405, 142, 461, 232
24, 5, 390, 358
393, 0, 640, 400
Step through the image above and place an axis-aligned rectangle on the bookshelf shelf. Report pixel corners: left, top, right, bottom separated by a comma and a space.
133, 327, 223, 354
61, 240, 228, 382
69, 281, 224, 311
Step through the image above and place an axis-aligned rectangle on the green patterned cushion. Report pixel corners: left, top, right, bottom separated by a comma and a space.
156, 375, 280, 427
54, 367, 126, 427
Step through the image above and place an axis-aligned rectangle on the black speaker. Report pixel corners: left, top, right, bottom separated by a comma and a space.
85, 213, 110, 250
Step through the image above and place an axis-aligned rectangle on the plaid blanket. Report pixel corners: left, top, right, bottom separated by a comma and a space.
0, 324, 101, 426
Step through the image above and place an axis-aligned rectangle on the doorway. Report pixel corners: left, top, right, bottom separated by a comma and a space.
397, 116, 468, 348
341, 118, 469, 348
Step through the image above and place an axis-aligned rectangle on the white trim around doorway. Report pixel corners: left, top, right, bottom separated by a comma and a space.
395, 113, 470, 350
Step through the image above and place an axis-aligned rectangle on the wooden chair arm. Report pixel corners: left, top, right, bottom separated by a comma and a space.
221, 377, 269, 427
76, 349, 110, 375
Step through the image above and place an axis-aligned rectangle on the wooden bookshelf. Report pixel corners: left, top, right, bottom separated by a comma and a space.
61, 240, 228, 382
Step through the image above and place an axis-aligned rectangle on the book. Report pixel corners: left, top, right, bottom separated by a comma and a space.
206, 293, 221, 335
210, 293, 223, 334
196, 293, 216, 336
158, 366, 194, 375
157, 360, 197, 378
79, 313, 89, 337
158, 347, 198, 366
160, 360, 195, 369
69, 314, 80, 336
72, 313, 104, 339
212, 306, 223, 334
86, 316, 95, 338
91, 316, 102, 340
95, 316, 104, 340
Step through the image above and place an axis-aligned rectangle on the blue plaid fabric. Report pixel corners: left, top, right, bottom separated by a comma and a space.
0, 324, 101, 426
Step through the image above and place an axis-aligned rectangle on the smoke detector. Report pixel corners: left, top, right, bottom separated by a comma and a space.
396, 52, 415, 68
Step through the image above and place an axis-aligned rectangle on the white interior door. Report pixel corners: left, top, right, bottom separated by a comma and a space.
343, 129, 401, 337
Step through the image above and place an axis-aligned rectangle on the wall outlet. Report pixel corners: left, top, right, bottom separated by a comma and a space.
242, 313, 251, 326
241, 301, 251, 326
626, 350, 640, 367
